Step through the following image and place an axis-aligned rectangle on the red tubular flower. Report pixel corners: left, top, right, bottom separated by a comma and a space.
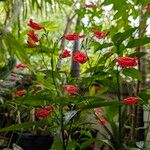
99, 118, 107, 126
64, 33, 86, 41
36, 105, 52, 119
123, 97, 139, 105
92, 29, 109, 39
16, 64, 27, 70
63, 85, 79, 95
16, 90, 26, 97
73, 51, 88, 64
27, 19, 43, 30
27, 30, 39, 42
117, 57, 138, 68
60, 49, 71, 58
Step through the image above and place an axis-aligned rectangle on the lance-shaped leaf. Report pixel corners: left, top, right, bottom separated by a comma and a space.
112, 27, 137, 46
122, 68, 142, 81
126, 37, 150, 48
0, 121, 46, 132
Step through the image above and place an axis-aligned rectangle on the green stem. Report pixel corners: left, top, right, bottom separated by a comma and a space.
117, 64, 122, 149
60, 106, 66, 150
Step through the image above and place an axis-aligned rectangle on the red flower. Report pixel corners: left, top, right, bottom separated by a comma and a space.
64, 33, 86, 41
73, 51, 88, 64
123, 97, 139, 105
117, 57, 138, 68
16, 90, 26, 97
85, 2, 96, 8
36, 105, 52, 119
16, 64, 27, 70
99, 118, 107, 126
27, 19, 43, 30
63, 85, 79, 95
27, 30, 39, 42
60, 49, 71, 58
92, 29, 109, 39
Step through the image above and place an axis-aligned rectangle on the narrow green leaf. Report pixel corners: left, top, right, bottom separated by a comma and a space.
81, 101, 120, 110
122, 68, 142, 81
126, 37, 150, 48
112, 27, 137, 45
0, 121, 46, 132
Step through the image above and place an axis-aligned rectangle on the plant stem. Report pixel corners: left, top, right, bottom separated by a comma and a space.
116, 65, 122, 149
60, 105, 66, 150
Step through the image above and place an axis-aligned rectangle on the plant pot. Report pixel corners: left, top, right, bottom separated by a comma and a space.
11, 132, 54, 150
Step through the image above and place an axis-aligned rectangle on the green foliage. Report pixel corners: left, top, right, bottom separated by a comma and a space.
0, 121, 46, 132
127, 37, 150, 48
122, 68, 142, 81
0, 57, 16, 79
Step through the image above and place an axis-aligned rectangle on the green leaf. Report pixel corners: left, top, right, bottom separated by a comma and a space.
3, 33, 30, 65
139, 88, 150, 103
0, 121, 46, 132
122, 68, 142, 81
81, 101, 120, 110
112, 27, 137, 46
93, 42, 113, 52
0, 57, 16, 80
126, 37, 150, 48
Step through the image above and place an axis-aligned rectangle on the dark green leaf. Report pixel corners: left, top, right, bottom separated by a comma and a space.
122, 68, 142, 81
0, 121, 46, 132
126, 37, 150, 48
112, 28, 137, 45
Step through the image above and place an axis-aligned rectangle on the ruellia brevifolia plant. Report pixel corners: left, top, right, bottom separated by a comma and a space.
1, 5, 150, 149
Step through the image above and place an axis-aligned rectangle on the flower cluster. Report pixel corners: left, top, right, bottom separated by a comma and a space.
27, 19, 43, 47
123, 97, 139, 105
117, 57, 138, 68
92, 29, 109, 39
16, 89, 26, 97
36, 105, 53, 119
62, 85, 79, 95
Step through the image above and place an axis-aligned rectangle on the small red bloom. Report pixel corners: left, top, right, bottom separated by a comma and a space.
16, 64, 27, 70
117, 57, 138, 68
60, 49, 71, 58
63, 85, 79, 95
123, 97, 139, 105
92, 29, 109, 39
27, 30, 39, 42
36, 105, 52, 119
16, 90, 26, 97
27, 19, 43, 30
99, 118, 107, 126
85, 2, 96, 8
73, 51, 88, 64
64, 33, 86, 41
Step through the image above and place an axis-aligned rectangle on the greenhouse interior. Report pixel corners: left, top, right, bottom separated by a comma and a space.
0, 0, 150, 150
